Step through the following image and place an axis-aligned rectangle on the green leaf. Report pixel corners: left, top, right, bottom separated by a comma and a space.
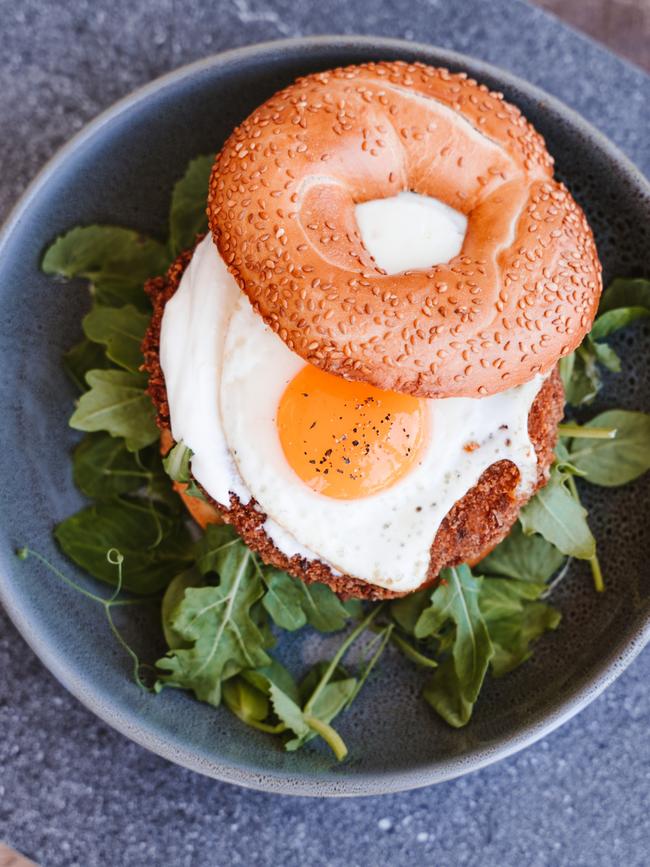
194, 524, 244, 576
561, 277, 650, 407
156, 546, 270, 705
480, 578, 560, 676
591, 340, 621, 373
268, 683, 311, 741
568, 410, 650, 486
389, 588, 432, 635
415, 565, 493, 704
558, 351, 575, 393
242, 659, 301, 705
519, 473, 595, 559
478, 521, 565, 584
561, 344, 601, 407
297, 661, 351, 704
162, 440, 193, 483
69, 369, 158, 452
599, 277, 650, 314
479, 577, 546, 619
274, 667, 356, 754
423, 658, 474, 728
560, 350, 599, 407
262, 568, 352, 632
42, 226, 168, 310
82, 304, 150, 373
63, 338, 111, 391
421, 573, 554, 726
553, 440, 588, 480
222, 676, 270, 726
487, 601, 560, 676
184, 479, 207, 502
72, 432, 154, 499
161, 569, 206, 649
54, 498, 193, 594
169, 155, 214, 255
590, 307, 650, 340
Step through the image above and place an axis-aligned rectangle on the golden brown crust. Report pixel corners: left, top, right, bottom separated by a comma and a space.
143, 244, 564, 600
207, 60, 601, 400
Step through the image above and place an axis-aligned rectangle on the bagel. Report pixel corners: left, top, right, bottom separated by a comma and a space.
207, 61, 601, 399
143, 245, 565, 600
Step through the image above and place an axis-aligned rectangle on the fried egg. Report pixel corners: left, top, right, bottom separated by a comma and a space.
161, 204, 543, 592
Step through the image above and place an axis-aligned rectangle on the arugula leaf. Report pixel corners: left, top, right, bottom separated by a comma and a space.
423, 658, 474, 728
479, 577, 547, 617
161, 569, 206, 649
590, 307, 650, 340
222, 676, 271, 728
82, 304, 150, 372
268, 684, 312, 742
156, 546, 271, 705
560, 343, 603, 407
519, 470, 595, 560
42, 226, 168, 310
297, 660, 351, 703
487, 601, 561, 676
193, 524, 245, 576
591, 340, 621, 373
268, 672, 355, 759
480, 577, 560, 676
242, 658, 301, 704
421, 573, 559, 724
389, 588, 431, 635
63, 338, 111, 391
568, 410, 650, 486
54, 498, 193, 594
286, 680, 356, 755
416, 565, 493, 705
478, 521, 565, 584
169, 155, 214, 256
73, 432, 154, 498
271, 606, 385, 757
262, 568, 353, 632
69, 369, 159, 452
599, 276, 650, 314
162, 440, 193, 483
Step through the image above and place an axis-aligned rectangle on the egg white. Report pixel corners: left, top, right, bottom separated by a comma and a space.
220, 295, 542, 592
159, 235, 328, 566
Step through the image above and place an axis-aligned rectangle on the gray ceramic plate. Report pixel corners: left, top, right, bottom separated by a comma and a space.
1, 36, 649, 797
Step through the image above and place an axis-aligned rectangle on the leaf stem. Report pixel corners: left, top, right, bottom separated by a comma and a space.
17, 546, 158, 687
557, 424, 617, 440
389, 631, 439, 669
230, 712, 286, 735
345, 623, 394, 708
564, 477, 605, 593
303, 714, 348, 761
303, 603, 384, 715
17, 546, 112, 605
589, 554, 605, 594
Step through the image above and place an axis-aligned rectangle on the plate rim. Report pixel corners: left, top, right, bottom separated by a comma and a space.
1, 34, 649, 797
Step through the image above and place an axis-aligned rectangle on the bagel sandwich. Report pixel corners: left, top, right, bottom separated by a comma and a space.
143, 61, 601, 600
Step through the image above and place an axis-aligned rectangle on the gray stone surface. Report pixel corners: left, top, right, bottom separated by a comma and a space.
1, 1, 649, 865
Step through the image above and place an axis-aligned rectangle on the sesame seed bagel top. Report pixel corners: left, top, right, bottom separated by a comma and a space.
207, 60, 602, 398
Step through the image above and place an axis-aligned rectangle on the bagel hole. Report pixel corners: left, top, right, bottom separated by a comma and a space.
355, 191, 467, 275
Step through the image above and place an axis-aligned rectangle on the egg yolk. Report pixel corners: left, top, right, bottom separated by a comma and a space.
277, 365, 429, 499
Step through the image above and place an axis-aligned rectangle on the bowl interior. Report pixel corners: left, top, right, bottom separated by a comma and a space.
1, 37, 649, 795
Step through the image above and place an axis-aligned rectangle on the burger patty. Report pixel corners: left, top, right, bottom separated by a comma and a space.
142, 243, 565, 600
